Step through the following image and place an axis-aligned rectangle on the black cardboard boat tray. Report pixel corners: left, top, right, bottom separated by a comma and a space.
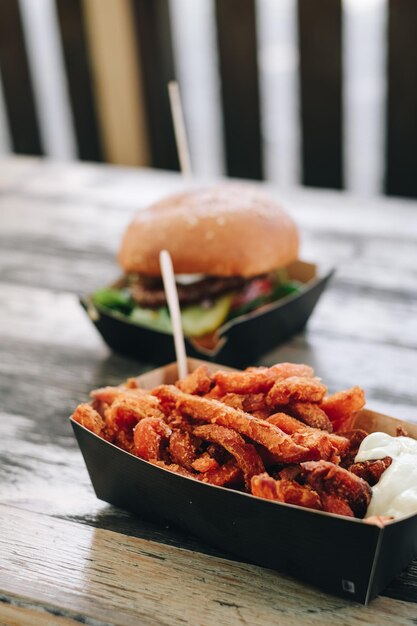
71, 359, 417, 604
81, 261, 334, 367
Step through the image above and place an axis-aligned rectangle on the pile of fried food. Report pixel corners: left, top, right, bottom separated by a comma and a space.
71, 362, 393, 519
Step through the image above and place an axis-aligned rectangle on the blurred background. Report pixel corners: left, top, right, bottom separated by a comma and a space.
0, 0, 415, 197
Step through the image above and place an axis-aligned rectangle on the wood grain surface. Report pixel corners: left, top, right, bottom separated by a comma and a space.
2, 505, 417, 626
0, 156, 417, 624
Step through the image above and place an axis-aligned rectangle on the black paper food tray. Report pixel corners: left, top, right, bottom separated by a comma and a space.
70, 359, 417, 604
80, 261, 334, 367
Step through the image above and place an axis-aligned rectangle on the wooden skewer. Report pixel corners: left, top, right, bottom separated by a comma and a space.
160, 249, 188, 379
168, 81, 193, 180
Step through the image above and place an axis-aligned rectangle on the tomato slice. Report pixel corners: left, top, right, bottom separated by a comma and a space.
231, 278, 273, 311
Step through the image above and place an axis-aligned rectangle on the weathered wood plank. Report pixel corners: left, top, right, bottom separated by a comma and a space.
0, 602, 92, 626
1, 158, 417, 240
0, 408, 231, 558
1, 277, 417, 384
1, 505, 417, 625
0, 288, 416, 422
0, 169, 416, 242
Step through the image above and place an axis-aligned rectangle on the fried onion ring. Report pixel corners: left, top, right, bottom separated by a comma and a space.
133, 417, 172, 461
320, 386, 365, 432
267, 413, 349, 462
197, 459, 243, 486
320, 494, 354, 517
106, 395, 165, 437
153, 386, 311, 463
193, 424, 265, 489
168, 430, 200, 470
213, 363, 314, 394
90, 385, 145, 406
191, 454, 220, 473
349, 456, 392, 486
267, 377, 327, 407
301, 460, 372, 518
251, 473, 322, 510
288, 402, 333, 432
176, 366, 214, 395
151, 460, 196, 478
71, 403, 105, 436
338, 429, 368, 467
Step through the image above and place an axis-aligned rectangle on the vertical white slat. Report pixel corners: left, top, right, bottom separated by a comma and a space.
18, 0, 77, 160
0, 71, 12, 155
343, 0, 387, 195
256, 0, 300, 187
169, 0, 225, 178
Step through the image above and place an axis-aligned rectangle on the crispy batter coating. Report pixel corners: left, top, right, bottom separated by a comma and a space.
320, 494, 354, 517
206, 443, 229, 465
267, 413, 349, 462
301, 460, 372, 518
153, 385, 311, 463
204, 385, 224, 399
114, 428, 135, 453
216, 393, 270, 417
71, 403, 104, 436
168, 430, 200, 470
151, 460, 197, 478
349, 456, 392, 486
90, 385, 145, 406
288, 402, 333, 432
251, 473, 322, 511
191, 454, 220, 473
267, 377, 327, 407
197, 459, 243, 486
278, 479, 323, 510
338, 429, 368, 467
193, 424, 265, 489
217, 393, 245, 410
106, 395, 165, 437
176, 366, 214, 395
213, 363, 314, 394
320, 386, 365, 432
133, 417, 172, 461
278, 465, 304, 482
242, 394, 269, 413
164, 409, 194, 431
251, 473, 279, 500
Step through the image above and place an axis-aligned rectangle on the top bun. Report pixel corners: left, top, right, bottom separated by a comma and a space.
118, 183, 299, 277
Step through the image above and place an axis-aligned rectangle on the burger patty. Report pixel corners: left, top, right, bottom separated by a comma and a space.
129, 275, 247, 308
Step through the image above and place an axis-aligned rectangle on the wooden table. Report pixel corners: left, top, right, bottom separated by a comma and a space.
1, 156, 417, 625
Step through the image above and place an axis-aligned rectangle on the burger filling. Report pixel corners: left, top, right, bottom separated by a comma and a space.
130, 275, 247, 308
92, 271, 301, 339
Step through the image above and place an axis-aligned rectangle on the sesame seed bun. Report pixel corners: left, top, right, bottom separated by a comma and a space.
118, 183, 299, 277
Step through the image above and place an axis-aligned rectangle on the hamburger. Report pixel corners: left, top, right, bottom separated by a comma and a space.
92, 184, 302, 341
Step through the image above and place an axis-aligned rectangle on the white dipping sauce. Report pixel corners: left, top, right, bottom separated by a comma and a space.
355, 432, 417, 519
